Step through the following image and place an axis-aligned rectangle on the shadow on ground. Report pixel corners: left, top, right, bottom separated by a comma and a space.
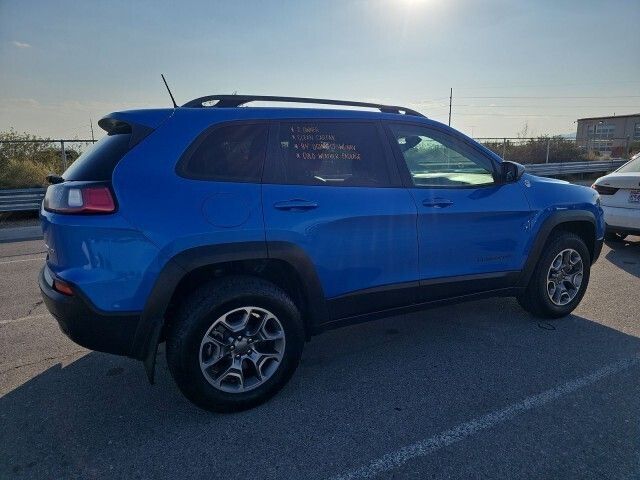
1, 296, 639, 479
604, 235, 640, 279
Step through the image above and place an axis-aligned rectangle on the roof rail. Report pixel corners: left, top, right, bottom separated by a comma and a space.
181, 95, 425, 117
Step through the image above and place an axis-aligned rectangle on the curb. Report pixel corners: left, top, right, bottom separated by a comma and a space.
0, 226, 43, 243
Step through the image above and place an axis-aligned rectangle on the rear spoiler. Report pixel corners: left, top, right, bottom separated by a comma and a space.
98, 109, 174, 148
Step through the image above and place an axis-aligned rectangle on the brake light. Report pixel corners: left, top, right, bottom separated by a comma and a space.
44, 183, 116, 214
591, 184, 618, 196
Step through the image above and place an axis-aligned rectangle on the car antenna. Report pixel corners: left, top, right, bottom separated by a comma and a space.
161, 74, 178, 108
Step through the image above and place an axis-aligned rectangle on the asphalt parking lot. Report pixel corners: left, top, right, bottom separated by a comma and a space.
1, 237, 639, 479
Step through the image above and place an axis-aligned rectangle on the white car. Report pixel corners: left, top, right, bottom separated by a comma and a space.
592, 153, 640, 241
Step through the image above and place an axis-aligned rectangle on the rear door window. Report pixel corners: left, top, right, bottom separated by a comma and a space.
269, 122, 390, 187
177, 123, 269, 182
63, 133, 132, 181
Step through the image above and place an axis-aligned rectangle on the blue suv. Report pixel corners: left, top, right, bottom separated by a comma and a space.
39, 95, 604, 411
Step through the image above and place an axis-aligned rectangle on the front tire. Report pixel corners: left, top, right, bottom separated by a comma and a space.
518, 232, 591, 319
166, 276, 304, 412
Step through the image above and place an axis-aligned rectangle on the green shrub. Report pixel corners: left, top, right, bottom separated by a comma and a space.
0, 130, 80, 189
481, 136, 588, 164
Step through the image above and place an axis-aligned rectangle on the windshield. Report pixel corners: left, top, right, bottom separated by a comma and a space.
617, 155, 640, 173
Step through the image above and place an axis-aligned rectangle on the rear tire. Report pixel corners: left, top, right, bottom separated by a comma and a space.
166, 275, 304, 412
517, 231, 591, 319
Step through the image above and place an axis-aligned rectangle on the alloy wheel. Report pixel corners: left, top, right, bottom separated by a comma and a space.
199, 307, 286, 393
546, 248, 584, 306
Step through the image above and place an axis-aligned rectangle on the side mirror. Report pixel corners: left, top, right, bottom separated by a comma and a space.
500, 161, 525, 183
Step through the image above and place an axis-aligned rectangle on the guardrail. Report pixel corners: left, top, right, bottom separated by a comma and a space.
0, 188, 46, 213
525, 159, 626, 177
0, 159, 628, 212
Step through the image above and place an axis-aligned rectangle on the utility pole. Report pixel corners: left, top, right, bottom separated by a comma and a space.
448, 88, 452, 126
89, 117, 95, 142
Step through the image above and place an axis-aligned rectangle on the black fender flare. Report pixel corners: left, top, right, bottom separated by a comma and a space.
132, 241, 328, 382
266, 241, 330, 328
518, 209, 597, 288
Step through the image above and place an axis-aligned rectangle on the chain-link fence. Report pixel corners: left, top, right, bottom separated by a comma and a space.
477, 137, 639, 165
0, 139, 96, 189
1, 136, 639, 190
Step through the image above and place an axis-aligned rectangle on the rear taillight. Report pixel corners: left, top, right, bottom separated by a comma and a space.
591, 184, 619, 196
43, 182, 116, 214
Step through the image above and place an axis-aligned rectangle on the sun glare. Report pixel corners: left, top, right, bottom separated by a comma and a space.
399, 0, 430, 5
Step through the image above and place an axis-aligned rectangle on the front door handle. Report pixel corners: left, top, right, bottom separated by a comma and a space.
422, 198, 454, 208
274, 199, 319, 211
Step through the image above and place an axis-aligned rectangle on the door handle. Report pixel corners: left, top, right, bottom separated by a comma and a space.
422, 198, 453, 208
273, 199, 319, 211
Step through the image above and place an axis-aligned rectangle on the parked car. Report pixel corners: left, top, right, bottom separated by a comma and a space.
39, 95, 604, 412
592, 152, 640, 241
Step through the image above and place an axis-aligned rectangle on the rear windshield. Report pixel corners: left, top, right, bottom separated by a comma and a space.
617, 156, 640, 173
63, 133, 132, 181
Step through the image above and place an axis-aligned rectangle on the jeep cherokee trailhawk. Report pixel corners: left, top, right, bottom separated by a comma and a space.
40, 95, 604, 411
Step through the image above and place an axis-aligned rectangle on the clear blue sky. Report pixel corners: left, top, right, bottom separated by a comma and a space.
1, 0, 639, 138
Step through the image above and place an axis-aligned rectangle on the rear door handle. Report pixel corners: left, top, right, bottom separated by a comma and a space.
273, 199, 319, 211
422, 198, 453, 208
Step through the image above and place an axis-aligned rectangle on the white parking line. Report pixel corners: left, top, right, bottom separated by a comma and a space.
331, 356, 640, 480
0, 257, 44, 265
0, 313, 50, 325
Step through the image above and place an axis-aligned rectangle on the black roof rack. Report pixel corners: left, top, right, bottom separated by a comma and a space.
181, 94, 425, 117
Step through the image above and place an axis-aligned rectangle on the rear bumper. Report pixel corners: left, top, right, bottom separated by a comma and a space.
39, 266, 142, 357
602, 205, 640, 231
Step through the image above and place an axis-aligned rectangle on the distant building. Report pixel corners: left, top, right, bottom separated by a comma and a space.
576, 113, 640, 157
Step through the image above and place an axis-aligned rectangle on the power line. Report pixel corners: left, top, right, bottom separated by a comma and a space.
455, 95, 640, 99
451, 80, 640, 90
448, 88, 452, 126
449, 112, 578, 118
451, 104, 640, 108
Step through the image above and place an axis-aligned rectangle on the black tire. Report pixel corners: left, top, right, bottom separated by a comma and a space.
605, 230, 627, 242
166, 275, 304, 412
517, 231, 591, 319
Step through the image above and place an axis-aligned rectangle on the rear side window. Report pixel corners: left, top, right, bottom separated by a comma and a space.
177, 124, 268, 182
271, 122, 390, 187
63, 133, 132, 181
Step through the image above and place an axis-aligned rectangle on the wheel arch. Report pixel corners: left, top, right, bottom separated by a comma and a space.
132, 241, 328, 383
520, 210, 598, 288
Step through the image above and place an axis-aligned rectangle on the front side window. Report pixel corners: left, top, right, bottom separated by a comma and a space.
389, 124, 495, 187
272, 122, 389, 187
177, 124, 268, 182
